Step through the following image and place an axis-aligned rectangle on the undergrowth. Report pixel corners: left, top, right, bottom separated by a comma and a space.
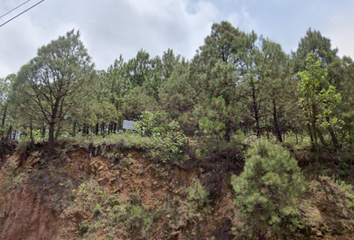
60, 132, 153, 151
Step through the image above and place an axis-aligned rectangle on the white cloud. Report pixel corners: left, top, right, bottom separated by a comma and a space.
1, 0, 228, 77
3, 0, 353, 80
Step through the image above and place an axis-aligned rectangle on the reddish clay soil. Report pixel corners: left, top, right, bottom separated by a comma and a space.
0, 143, 354, 240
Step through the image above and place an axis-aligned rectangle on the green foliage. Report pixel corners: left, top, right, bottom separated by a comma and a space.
15, 29, 94, 152
340, 111, 354, 145
231, 139, 306, 238
311, 176, 354, 215
197, 97, 228, 136
198, 115, 225, 140
296, 53, 343, 149
135, 111, 187, 163
294, 28, 338, 72
194, 95, 237, 155
119, 203, 153, 238
122, 86, 158, 120
66, 132, 153, 151
327, 175, 354, 210
135, 111, 170, 137
187, 179, 211, 216
2, 20, 354, 155
198, 21, 247, 66
0, 74, 16, 137
296, 54, 340, 126
125, 49, 152, 87
74, 181, 153, 239
20, 128, 42, 142
158, 62, 195, 118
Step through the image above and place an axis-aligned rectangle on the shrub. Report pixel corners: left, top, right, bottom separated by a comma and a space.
332, 176, 354, 211
135, 111, 187, 163
187, 179, 211, 215
231, 139, 306, 238
134, 111, 170, 137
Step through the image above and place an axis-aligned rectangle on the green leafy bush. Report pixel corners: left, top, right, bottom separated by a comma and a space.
135, 111, 187, 163
74, 181, 153, 239
332, 176, 354, 211
231, 139, 306, 238
134, 111, 170, 137
20, 128, 42, 142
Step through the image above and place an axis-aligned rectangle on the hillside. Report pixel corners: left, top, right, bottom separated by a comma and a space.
0, 137, 354, 240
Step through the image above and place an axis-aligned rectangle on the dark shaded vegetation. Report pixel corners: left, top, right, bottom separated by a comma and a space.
0, 139, 16, 169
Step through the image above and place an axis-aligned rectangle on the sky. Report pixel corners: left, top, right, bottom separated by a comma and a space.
1, 0, 353, 78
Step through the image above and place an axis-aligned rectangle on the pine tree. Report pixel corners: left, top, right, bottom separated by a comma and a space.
15, 30, 94, 153
231, 139, 306, 239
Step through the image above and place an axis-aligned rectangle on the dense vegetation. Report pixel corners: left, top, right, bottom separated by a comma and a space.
1, 21, 354, 239
1, 22, 353, 153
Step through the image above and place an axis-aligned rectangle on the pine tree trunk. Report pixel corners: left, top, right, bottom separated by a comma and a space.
48, 98, 60, 155
316, 129, 327, 147
101, 122, 105, 135
311, 117, 318, 152
55, 124, 61, 141
6, 125, 12, 140
327, 117, 339, 150
48, 123, 55, 155
252, 86, 261, 137
30, 119, 34, 143
1, 104, 7, 136
311, 104, 319, 152
42, 123, 46, 139
272, 99, 283, 142
108, 123, 111, 134
95, 123, 99, 135
83, 123, 89, 136
328, 126, 339, 150
295, 128, 298, 144
224, 119, 232, 142
86, 124, 90, 135
72, 121, 76, 137
307, 124, 314, 149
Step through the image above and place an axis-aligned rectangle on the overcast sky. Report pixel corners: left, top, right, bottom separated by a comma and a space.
1, 0, 353, 78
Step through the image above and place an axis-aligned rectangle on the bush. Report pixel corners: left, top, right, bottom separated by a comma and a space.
134, 111, 170, 137
231, 139, 306, 239
187, 179, 211, 215
135, 111, 187, 163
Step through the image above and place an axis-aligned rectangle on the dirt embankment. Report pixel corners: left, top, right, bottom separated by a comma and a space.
0, 143, 242, 240
0, 141, 354, 240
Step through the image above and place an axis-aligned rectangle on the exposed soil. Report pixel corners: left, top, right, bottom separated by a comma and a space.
0, 142, 354, 239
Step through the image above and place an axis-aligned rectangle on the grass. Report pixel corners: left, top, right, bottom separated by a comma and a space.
58, 132, 153, 150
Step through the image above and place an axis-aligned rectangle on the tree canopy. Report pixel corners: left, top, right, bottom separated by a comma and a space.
14, 30, 94, 152
1, 22, 353, 154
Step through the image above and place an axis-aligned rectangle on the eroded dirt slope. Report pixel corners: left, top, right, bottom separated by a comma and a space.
0, 142, 354, 240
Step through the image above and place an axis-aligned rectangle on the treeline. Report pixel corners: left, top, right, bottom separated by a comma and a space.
1, 22, 354, 153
